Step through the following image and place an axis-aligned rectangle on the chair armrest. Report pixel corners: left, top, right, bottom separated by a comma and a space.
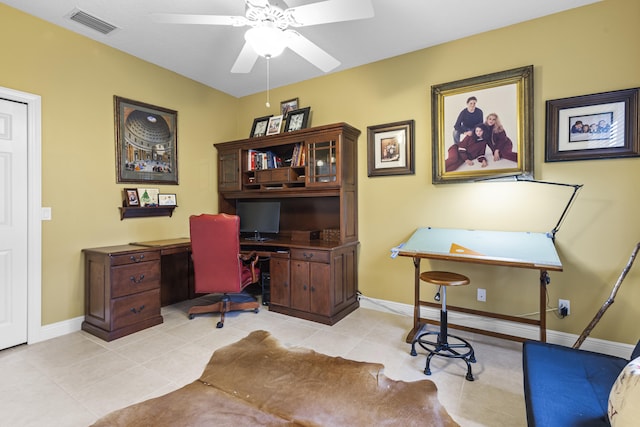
239, 252, 260, 283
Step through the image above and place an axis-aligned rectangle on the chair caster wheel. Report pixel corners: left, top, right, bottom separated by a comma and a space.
188, 314, 194, 320
216, 321, 224, 328
254, 308, 259, 313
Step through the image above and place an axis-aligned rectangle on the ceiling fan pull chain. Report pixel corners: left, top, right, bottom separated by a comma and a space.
265, 56, 271, 108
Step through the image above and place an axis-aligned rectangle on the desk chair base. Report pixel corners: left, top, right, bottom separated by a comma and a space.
188, 292, 259, 328
411, 329, 476, 381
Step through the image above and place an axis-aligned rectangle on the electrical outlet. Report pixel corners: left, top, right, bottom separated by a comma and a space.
559, 299, 570, 316
477, 288, 486, 302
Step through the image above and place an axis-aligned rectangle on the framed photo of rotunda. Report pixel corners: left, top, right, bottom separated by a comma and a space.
114, 96, 178, 184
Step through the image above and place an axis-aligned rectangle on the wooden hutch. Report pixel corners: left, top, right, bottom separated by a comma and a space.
214, 122, 360, 325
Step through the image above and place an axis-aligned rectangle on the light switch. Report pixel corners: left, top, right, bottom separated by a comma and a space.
41, 207, 52, 221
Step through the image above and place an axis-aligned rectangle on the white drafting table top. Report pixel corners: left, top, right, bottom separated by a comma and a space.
396, 227, 563, 271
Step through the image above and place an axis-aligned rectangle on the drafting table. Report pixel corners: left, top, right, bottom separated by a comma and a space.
396, 227, 563, 343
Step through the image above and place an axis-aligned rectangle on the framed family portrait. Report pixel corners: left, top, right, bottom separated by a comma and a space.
114, 96, 178, 185
431, 65, 534, 184
545, 88, 640, 162
367, 120, 415, 177
250, 115, 272, 138
284, 107, 311, 132
280, 98, 299, 116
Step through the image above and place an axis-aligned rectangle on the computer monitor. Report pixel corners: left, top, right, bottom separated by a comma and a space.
236, 201, 281, 241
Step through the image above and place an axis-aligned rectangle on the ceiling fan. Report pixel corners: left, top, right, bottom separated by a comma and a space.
153, 0, 374, 74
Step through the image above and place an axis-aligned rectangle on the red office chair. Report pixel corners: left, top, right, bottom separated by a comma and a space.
188, 213, 260, 328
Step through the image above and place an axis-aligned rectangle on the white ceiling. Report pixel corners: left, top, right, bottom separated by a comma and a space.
3, 0, 599, 98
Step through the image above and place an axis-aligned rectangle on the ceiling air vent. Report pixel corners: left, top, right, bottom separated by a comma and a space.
67, 8, 118, 35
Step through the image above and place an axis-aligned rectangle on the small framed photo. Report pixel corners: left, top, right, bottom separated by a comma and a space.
158, 193, 177, 206
266, 115, 284, 136
545, 88, 640, 162
280, 98, 299, 117
284, 107, 311, 132
137, 188, 159, 206
367, 120, 415, 177
124, 188, 140, 206
250, 115, 273, 138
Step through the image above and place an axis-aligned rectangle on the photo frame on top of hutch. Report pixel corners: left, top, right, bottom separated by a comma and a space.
545, 88, 640, 162
284, 107, 311, 132
431, 65, 534, 184
367, 120, 415, 177
266, 115, 284, 136
114, 96, 178, 185
250, 115, 273, 138
280, 97, 299, 117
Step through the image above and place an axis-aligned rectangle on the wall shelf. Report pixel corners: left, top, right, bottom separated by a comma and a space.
119, 206, 176, 220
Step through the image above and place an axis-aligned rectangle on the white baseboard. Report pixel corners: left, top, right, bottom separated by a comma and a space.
359, 295, 635, 359
31, 299, 635, 359
30, 316, 84, 344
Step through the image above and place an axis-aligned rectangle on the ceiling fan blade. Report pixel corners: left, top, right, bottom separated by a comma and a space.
287, 0, 374, 27
285, 30, 340, 72
152, 13, 248, 27
231, 42, 260, 73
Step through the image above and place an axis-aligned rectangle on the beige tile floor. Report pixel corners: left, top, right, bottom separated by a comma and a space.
0, 297, 527, 426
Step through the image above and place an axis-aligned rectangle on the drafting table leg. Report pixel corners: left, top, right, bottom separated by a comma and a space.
539, 270, 550, 342
406, 257, 424, 343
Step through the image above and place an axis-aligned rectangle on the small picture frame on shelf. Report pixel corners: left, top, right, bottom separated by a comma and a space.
266, 115, 284, 136
137, 188, 159, 206
280, 98, 299, 117
124, 188, 139, 206
284, 107, 311, 132
250, 115, 273, 138
158, 193, 177, 206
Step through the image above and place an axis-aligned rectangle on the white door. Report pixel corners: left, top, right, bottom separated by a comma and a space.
0, 98, 28, 350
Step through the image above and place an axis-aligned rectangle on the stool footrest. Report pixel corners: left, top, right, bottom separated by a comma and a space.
411, 331, 476, 381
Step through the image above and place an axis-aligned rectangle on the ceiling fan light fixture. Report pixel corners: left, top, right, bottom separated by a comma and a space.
245, 25, 287, 58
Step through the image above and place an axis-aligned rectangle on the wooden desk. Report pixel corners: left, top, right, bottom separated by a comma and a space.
132, 238, 195, 306
396, 227, 563, 343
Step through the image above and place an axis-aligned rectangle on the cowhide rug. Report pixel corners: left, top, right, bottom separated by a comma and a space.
91, 330, 459, 426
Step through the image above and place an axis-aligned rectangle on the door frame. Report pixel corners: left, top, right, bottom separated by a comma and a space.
0, 86, 42, 344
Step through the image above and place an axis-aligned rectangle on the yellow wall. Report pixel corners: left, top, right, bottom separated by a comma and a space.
2, 0, 639, 344
238, 0, 640, 344
1, 4, 237, 324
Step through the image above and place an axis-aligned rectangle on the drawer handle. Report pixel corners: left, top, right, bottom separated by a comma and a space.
303, 284, 308, 290
129, 254, 145, 263
130, 305, 145, 314
129, 274, 145, 284
303, 252, 314, 260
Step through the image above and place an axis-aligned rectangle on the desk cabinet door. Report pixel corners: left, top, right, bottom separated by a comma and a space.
270, 257, 290, 307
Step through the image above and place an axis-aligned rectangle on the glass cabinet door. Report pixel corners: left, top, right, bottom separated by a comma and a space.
307, 139, 339, 186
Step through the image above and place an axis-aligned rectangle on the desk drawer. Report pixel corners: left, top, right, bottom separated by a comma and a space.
112, 261, 161, 298
111, 251, 160, 266
290, 249, 330, 263
112, 289, 161, 330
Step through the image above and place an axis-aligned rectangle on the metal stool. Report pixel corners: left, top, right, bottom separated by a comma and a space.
410, 271, 476, 381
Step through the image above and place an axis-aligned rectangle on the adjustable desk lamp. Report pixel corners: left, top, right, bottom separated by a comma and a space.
478, 174, 583, 241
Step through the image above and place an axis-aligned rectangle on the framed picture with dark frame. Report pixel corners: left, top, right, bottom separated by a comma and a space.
250, 115, 273, 138
284, 107, 311, 132
158, 193, 177, 206
124, 188, 139, 206
545, 88, 640, 162
114, 96, 178, 185
431, 65, 534, 184
266, 115, 284, 136
367, 120, 415, 177
280, 98, 298, 117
